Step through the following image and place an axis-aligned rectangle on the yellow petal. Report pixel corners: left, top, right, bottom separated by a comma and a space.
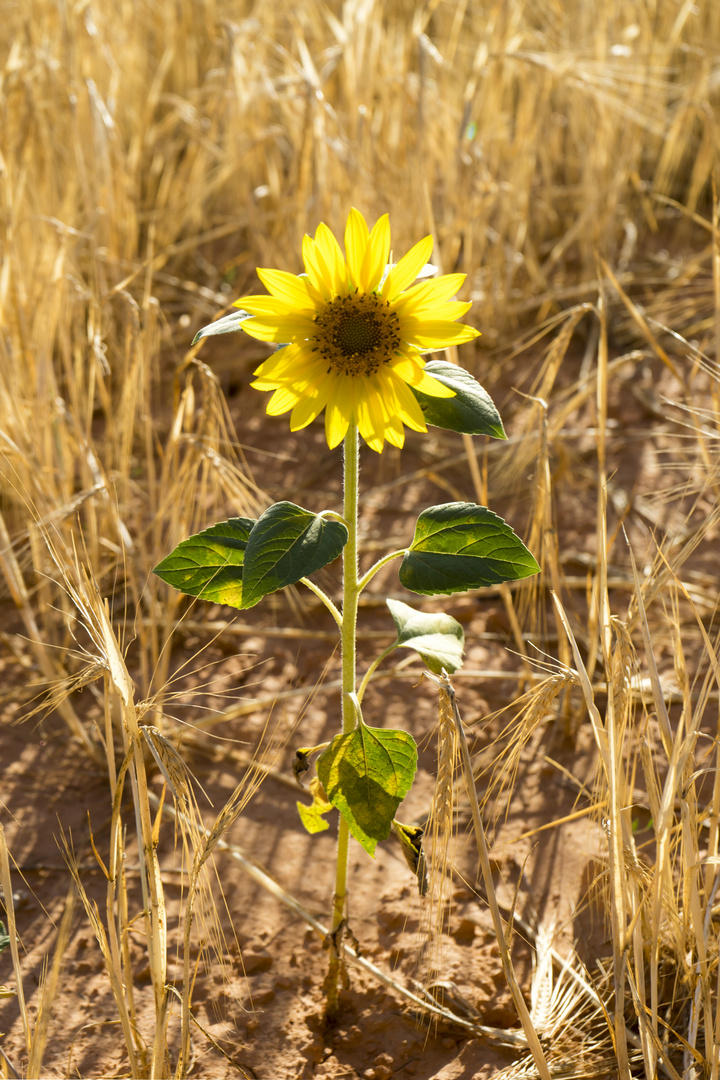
324, 375, 354, 448
241, 313, 317, 343
241, 319, 286, 344
368, 375, 408, 447
289, 378, 334, 430
384, 415, 406, 448
252, 343, 303, 379
324, 405, 349, 448
252, 357, 327, 394
390, 355, 456, 397
251, 374, 283, 390
300, 270, 327, 307
382, 235, 433, 302
344, 208, 370, 290
401, 318, 480, 349
355, 408, 384, 452
362, 430, 385, 452
256, 268, 316, 312
315, 223, 348, 295
233, 294, 285, 315
401, 300, 472, 322
384, 369, 428, 432
359, 213, 390, 294
355, 377, 387, 451
393, 273, 467, 315
301, 235, 331, 300
266, 386, 301, 415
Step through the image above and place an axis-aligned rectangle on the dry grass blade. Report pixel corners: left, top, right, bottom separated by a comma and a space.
175, 757, 270, 1080
552, 592, 634, 1079
141, 725, 194, 812
425, 672, 552, 1080
421, 673, 458, 981
60, 830, 142, 1079
0, 513, 99, 761
26, 889, 76, 1079
598, 255, 683, 384
0, 828, 29, 1059
0, 1047, 20, 1080
476, 670, 575, 826
56, 553, 171, 1069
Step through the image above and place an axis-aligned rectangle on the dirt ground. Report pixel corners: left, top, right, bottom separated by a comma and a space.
0, 324, 689, 1078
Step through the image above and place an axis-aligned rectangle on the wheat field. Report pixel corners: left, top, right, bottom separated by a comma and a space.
2, 1, 720, 1077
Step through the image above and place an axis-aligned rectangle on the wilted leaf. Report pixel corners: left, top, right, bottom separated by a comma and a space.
386, 598, 464, 673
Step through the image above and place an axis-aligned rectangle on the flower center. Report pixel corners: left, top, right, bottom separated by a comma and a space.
312, 293, 402, 377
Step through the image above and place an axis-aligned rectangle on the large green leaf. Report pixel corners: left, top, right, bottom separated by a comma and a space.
412, 361, 506, 438
152, 518, 255, 608
317, 726, 417, 856
241, 502, 348, 608
386, 598, 464, 674
399, 502, 540, 596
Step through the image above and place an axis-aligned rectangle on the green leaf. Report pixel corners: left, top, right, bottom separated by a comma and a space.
0, 920, 10, 954
152, 518, 255, 608
399, 502, 540, 597
153, 503, 347, 611
317, 726, 418, 856
242, 502, 348, 608
412, 360, 506, 439
386, 598, 464, 674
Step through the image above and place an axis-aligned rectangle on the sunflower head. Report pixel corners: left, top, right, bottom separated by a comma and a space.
236, 208, 480, 453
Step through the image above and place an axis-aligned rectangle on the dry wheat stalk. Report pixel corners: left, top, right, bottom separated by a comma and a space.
418, 674, 458, 986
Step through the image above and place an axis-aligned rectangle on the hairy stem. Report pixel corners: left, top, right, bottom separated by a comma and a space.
299, 576, 343, 627
357, 644, 397, 703
357, 549, 404, 592
326, 419, 360, 1014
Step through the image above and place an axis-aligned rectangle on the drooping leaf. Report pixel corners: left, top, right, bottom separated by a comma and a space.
317, 726, 417, 856
386, 598, 464, 674
241, 502, 348, 608
412, 361, 506, 438
399, 502, 540, 597
293, 748, 312, 785
152, 518, 255, 608
392, 819, 428, 896
297, 777, 333, 835
292, 742, 329, 785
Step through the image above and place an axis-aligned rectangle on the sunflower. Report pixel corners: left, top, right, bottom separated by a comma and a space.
236, 208, 480, 452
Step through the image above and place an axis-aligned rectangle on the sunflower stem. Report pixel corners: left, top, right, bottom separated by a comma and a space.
298, 576, 343, 627
326, 418, 360, 1014
357, 549, 404, 592
356, 644, 397, 703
